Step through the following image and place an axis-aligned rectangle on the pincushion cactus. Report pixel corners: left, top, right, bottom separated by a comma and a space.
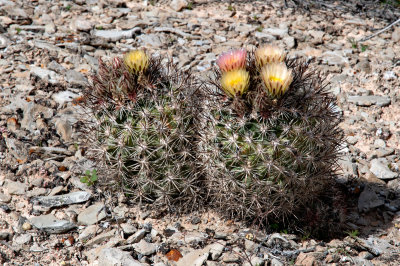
197, 46, 343, 227
83, 50, 203, 210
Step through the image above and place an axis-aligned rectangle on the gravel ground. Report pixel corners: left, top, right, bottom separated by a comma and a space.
0, 0, 400, 265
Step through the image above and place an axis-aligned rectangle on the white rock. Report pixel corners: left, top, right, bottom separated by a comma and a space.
98, 248, 144, 266
170, 0, 188, 12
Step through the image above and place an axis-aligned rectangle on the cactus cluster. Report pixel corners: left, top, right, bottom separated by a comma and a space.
84, 50, 203, 209
198, 46, 343, 226
83, 45, 343, 230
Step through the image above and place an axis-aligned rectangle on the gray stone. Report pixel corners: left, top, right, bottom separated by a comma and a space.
29, 146, 74, 158
78, 224, 97, 242
14, 234, 32, 245
208, 241, 225, 260
71, 18, 93, 32
0, 193, 11, 203
30, 66, 61, 84
121, 223, 137, 236
383, 71, 397, 80
358, 186, 384, 212
30, 214, 76, 234
370, 158, 398, 180
184, 231, 208, 245
126, 229, 146, 244
283, 36, 295, 48
47, 61, 66, 73
4, 138, 28, 163
263, 27, 288, 38
21, 102, 54, 132
33, 191, 91, 208
358, 236, 394, 256
137, 34, 163, 48
270, 258, 284, 266
98, 248, 144, 266
55, 119, 72, 142
221, 252, 239, 263
322, 51, 348, 66
93, 28, 141, 42
375, 147, 395, 158
170, 0, 188, 12
347, 95, 391, 107
52, 91, 80, 106
374, 139, 386, 148
65, 70, 87, 87
0, 34, 10, 49
347, 136, 359, 145
78, 203, 107, 225
85, 229, 116, 247
133, 239, 157, 256
177, 246, 211, 266
392, 27, 400, 42
5, 180, 27, 195
266, 233, 291, 248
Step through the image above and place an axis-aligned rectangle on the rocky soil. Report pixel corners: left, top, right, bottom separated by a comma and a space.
0, 0, 400, 265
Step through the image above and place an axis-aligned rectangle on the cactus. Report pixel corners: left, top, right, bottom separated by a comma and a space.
198, 47, 344, 227
83, 50, 203, 210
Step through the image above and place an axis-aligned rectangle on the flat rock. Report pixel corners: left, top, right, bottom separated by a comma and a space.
5, 180, 27, 195
55, 119, 73, 142
322, 51, 348, 66
370, 158, 398, 180
52, 91, 80, 105
30, 66, 61, 84
65, 70, 87, 87
0, 193, 11, 203
126, 229, 146, 244
30, 214, 76, 234
85, 229, 117, 247
177, 246, 212, 266
33, 191, 91, 208
98, 248, 144, 266
263, 27, 288, 38
358, 186, 384, 212
4, 138, 29, 163
137, 34, 164, 48
347, 95, 391, 107
78, 203, 107, 225
170, 0, 188, 11
93, 28, 141, 42
132, 239, 157, 256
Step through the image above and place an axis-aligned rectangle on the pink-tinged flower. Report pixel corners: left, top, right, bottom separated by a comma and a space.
216, 48, 247, 72
260, 63, 293, 98
255, 45, 286, 67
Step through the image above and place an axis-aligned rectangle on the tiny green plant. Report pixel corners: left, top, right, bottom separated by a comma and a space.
227, 4, 234, 11
16, 28, 22, 34
96, 26, 104, 30
80, 169, 98, 186
186, 2, 193, 10
361, 44, 368, 52
348, 37, 358, 49
65, 4, 72, 11
149, 0, 156, 6
256, 26, 264, 32
346, 229, 359, 238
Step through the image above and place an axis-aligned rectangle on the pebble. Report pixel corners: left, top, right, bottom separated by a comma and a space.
133, 239, 158, 256
0, 192, 11, 203
358, 186, 384, 212
322, 51, 348, 66
93, 28, 141, 42
347, 95, 391, 107
33, 191, 91, 208
14, 233, 32, 245
77, 203, 107, 225
22, 222, 32, 231
127, 229, 147, 244
370, 158, 398, 180
5, 180, 27, 195
30, 214, 76, 234
98, 248, 144, 266
170, 0, 188, 11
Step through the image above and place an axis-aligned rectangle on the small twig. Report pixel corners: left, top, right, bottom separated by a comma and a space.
359, 18, 400, 42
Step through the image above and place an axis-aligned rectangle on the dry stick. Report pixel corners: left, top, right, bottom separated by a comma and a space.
359, 17, 400, 42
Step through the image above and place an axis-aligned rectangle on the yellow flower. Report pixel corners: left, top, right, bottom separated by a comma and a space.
123, 50, 149, 73
260, 63, 293, 97
220, 69, 250, 97
255, 45, 286, 67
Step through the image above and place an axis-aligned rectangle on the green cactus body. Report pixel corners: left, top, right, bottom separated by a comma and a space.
199, 56, 343, 226
85, 55, 202, 209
